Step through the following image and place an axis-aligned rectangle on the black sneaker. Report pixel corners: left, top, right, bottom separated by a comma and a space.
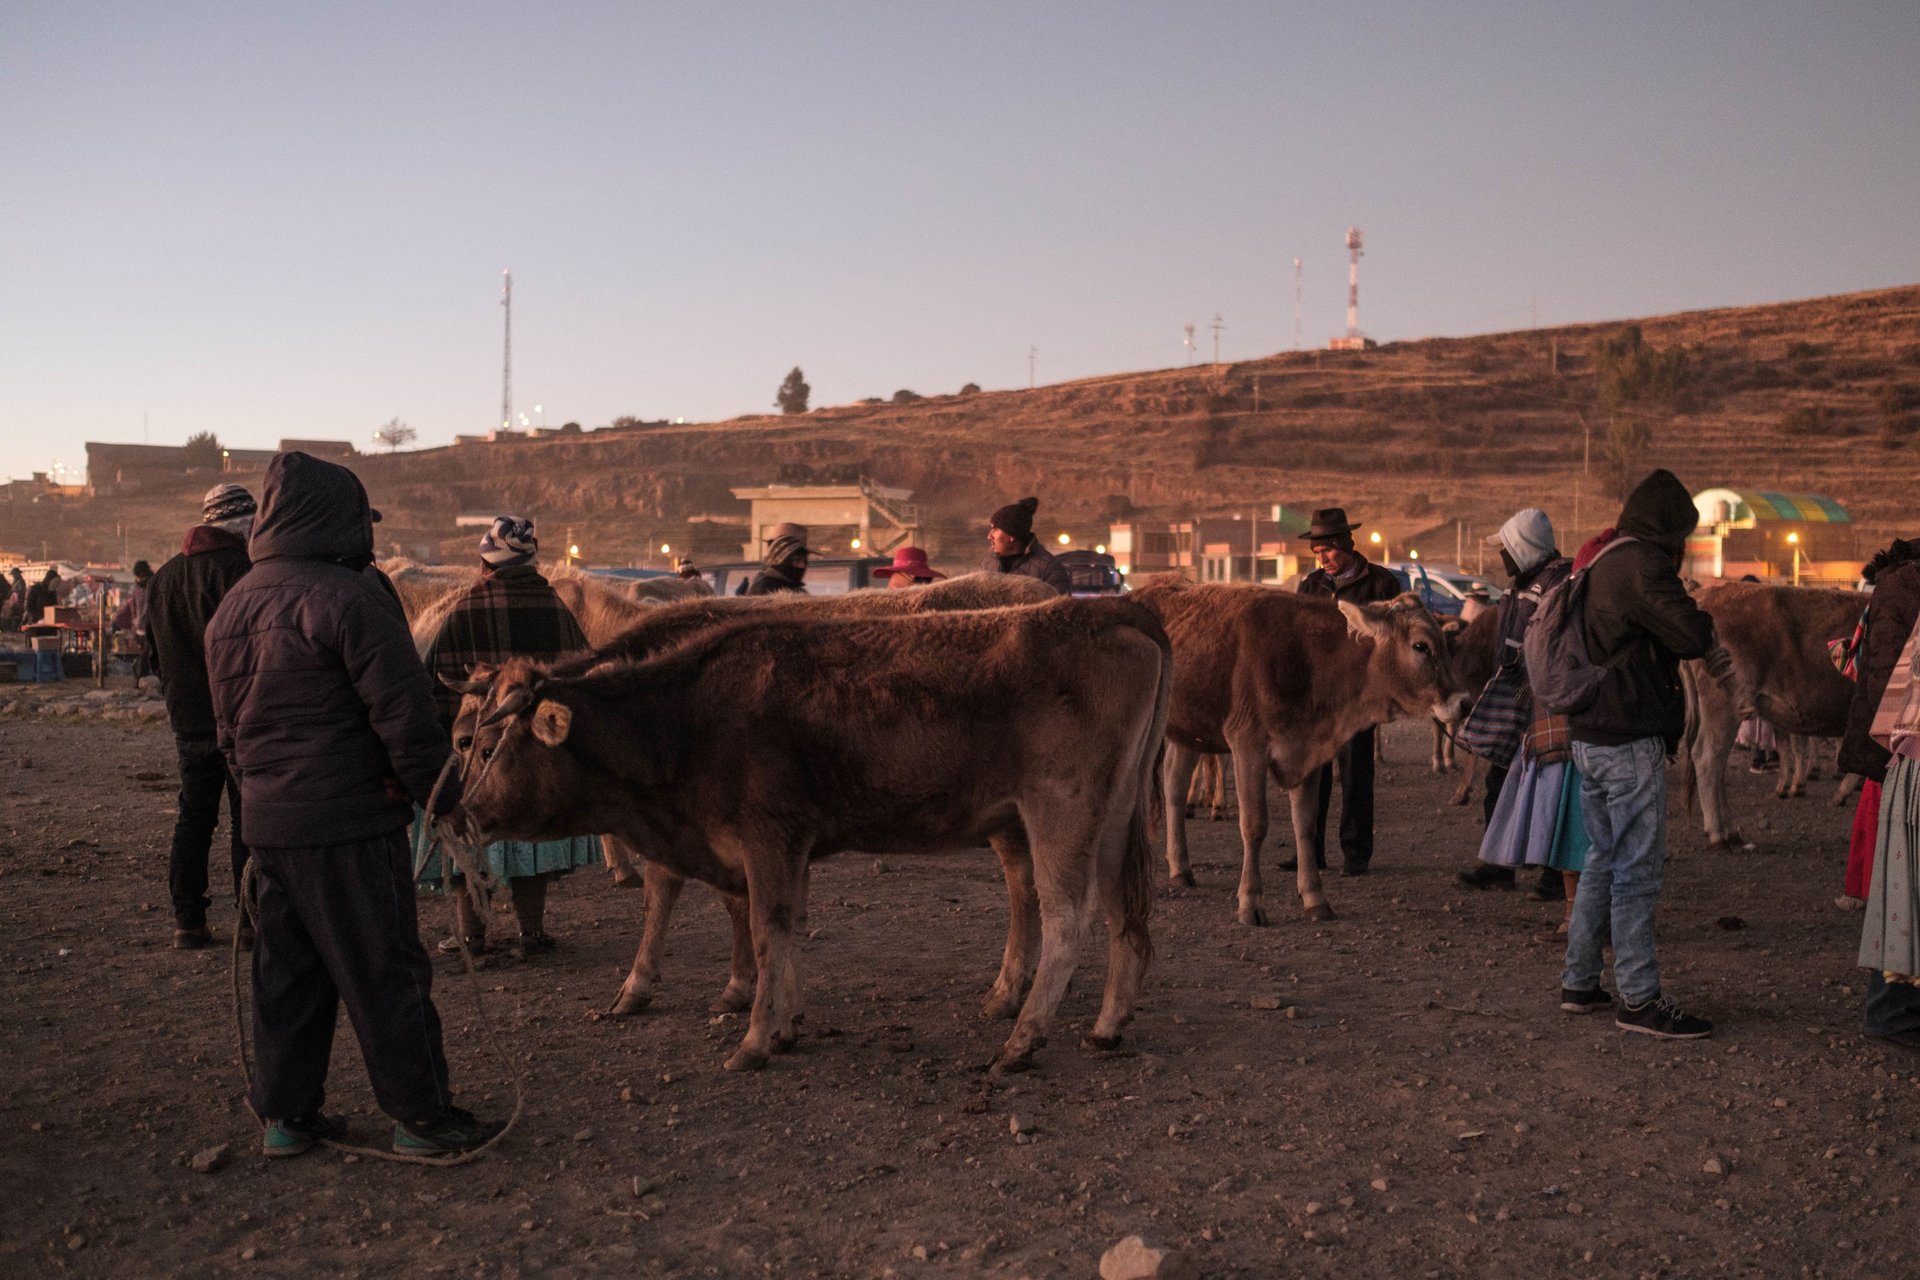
393, 1107, 495, 1157
1559, 986, 1613, 1014
1457, 865, 1517, 890
1527, 870, 1565, 902
1615, 994, 1713, 1039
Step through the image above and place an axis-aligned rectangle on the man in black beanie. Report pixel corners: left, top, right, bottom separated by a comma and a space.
1297, 506, 1401, 877
981, 496, 1073, 595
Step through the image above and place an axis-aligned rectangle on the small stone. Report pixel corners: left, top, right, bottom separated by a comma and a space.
620, 1087, 636, 1104
1565, 1202, 1584, 1215
1370, 1178, 1389, 1192
1008, 1114, 1036, 1136
573, 1128, 594, 1143
240, 1246, 259, 1261
1249, 994, 1284, 1010
1099, 1234, 1196, 1280
66, 1235, 86, 1252
1304, 1201, 1323, 1216
1702, 1156, 1728, 1177
519, 1219, 537, 1232
189, 1143, 231, 1174
910, 1244, 929, 1261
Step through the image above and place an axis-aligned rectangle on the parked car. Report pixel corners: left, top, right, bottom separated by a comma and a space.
699, 556, 895, 597
1383, 561, 1503, 617
1055, 550, 1126, 596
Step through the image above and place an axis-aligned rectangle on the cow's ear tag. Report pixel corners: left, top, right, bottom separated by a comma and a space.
531, 701, 573, 746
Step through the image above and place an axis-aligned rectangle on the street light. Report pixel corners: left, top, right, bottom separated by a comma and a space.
1786, 531, 1803, 587
659, 543, 671, 555
850, 538, 861, 550
1057, 533, 1071, 546
1409, 548, 1420, 561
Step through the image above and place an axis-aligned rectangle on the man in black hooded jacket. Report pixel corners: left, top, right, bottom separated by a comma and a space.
206, 452, 488, 1159
1559, 469, 1720, 1040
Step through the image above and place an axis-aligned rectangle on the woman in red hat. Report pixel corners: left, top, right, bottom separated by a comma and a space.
872, 546, 947, 590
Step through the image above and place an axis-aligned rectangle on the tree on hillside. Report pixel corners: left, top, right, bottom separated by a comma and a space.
373, 418, 416, 452
959, 382, 982, 396
183, 431, 221, 470
776, 367, 811, 415
1594, 325, 1689, 410
891, 389, 921, 404
1602, 416, 1653, 501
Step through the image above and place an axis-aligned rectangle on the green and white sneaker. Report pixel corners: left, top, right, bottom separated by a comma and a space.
393, 1107, 494, 1158
262, 1113, 346, 1158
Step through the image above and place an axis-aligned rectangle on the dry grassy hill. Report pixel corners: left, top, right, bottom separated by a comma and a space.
21, 285, 1920, 569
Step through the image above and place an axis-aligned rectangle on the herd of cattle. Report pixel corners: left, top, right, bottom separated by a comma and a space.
382, 561, 1869, 1074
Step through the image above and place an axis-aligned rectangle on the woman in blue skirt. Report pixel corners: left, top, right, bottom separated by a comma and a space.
419, 516, 598, 955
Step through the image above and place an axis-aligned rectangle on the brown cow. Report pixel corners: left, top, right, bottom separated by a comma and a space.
452, 598, 1172, 1075
1132, 579, 1467, 925
1184, 753, 1231, 821
1678, 581, 1865, 848
1437, 608, 1500, 805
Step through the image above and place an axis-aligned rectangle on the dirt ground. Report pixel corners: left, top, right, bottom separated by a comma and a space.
2, 712, 1912, 1279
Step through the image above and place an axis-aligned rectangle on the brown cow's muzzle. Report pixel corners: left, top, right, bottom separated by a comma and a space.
1434, 691, 1471, 725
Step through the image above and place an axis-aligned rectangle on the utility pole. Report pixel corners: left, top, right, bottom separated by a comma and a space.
500, 270, 513, 431
1028, 345, 1037, 390
1183, 324, 1195, 365
1293, 257, 1303, 351
1210, 314, 1225, 365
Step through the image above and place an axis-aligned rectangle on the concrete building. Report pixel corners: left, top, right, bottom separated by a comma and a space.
1109, 505, 1313, 585
1685, 488, 1860, 585
729, 480, 919, 558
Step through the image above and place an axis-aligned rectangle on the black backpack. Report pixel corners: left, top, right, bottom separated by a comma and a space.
1522, 536, 1638, 715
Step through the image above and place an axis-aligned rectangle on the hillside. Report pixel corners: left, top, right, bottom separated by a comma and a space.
17, 284, 1920, 570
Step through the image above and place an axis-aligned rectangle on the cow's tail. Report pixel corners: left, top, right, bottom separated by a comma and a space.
1120, 641, 1175, 965
1678, 662, 1700, 816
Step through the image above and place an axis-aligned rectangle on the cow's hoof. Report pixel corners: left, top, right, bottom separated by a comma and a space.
980, 990, 1024, 1021
708, 983, 752, 1014
989, 1049, 1034, 1077
1183, 805, 1199, 819
607, 987, 652, 1017
1448, 793, 1471, 807
1080, 1032, 1123, 1052
1235, 903, 1269, 927
722, 1046, 770, 1072
771, 1030, 798, 1054
1304, 902, 1337, 923
1170, 869, 1197, 889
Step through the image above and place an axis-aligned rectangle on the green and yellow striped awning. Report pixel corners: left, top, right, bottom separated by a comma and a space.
1739, 491, 1852, 524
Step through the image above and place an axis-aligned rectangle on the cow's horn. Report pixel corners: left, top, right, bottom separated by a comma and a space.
479, 686, 536, 726
439, 674, 492, 695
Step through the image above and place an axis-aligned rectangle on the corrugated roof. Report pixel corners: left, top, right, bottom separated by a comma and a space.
1741, 491, 1852, 524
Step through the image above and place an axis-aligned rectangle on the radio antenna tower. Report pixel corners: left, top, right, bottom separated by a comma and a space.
1344, 228, 1364, 340
1209, 313, 1225, 364
1292, 257, 1303, 350
500, 270, 513, 431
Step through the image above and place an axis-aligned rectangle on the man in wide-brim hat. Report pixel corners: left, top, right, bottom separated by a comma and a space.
872, 545, 946, 589
1297, 505, 1403, 877
745, 522, 816, 596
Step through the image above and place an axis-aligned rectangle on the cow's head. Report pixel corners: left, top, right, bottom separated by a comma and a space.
1338, 593, 1469, 724
440, 658, 591, 844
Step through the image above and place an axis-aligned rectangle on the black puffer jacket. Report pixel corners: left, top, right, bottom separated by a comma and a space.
145, 524, 252, 736
980, 541, 1074, 596
1570, 469, 1716, 749
1840, 546, 1920, 783
206, 452, 455, 847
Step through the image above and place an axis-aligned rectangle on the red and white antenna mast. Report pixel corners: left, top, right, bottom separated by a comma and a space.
1344, 228, 1364, 340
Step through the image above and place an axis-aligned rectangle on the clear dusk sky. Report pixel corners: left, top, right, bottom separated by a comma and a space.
2, 1, 1916, 484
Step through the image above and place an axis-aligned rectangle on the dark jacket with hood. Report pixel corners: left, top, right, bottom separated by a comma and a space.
1839, 541, 1920, 783
1570, 469, 1717, 749
205, 452, 455, 847
145, 524, 253, 736
743, 562, 807, 596
978, 540, 1074, 595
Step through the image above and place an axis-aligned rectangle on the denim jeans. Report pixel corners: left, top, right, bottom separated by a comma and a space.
1562, 737, 1668, 1004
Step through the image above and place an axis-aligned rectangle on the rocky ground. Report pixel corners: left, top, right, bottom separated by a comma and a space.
1, 706, 1911, 1279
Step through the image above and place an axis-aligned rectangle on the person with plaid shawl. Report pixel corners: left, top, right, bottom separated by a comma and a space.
421, 516, 596, 956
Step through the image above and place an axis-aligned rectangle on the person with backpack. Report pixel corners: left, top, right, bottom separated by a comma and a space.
1546, 469, 1728, 1039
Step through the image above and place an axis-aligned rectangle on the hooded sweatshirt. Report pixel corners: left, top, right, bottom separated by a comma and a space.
205, 452, 455, 846
1570, 468, 1716, 748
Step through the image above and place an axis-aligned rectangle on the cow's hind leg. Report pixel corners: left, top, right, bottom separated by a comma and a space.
992, 809, 1098, 1074
1229, 745, 1271, 925
1162, 742, 1201, 887
983, 829, 1039, 1020
1084, 805, 1153, 1051
709, 890, 755, 1013
1286, 782, 1334, 922
610, 859, 686, 1015
724, 845, 803, 1073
